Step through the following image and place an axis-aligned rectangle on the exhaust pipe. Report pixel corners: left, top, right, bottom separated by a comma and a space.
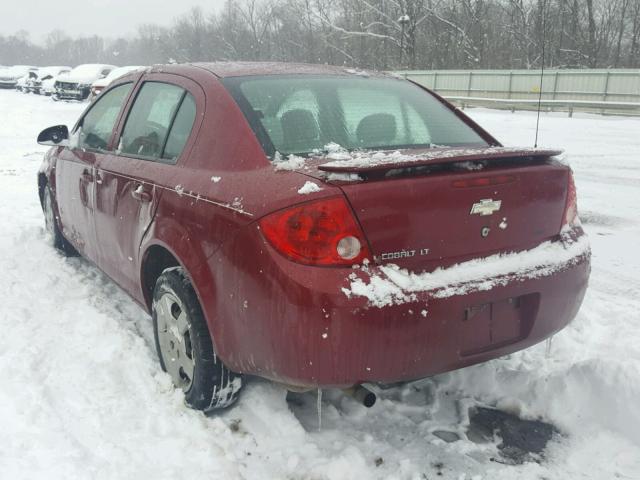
344, 384, 377, 408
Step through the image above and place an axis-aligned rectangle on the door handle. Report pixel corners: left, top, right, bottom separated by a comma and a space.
81, 170, 94, 182
95, 171, 103, 184
131, 185, 152, 202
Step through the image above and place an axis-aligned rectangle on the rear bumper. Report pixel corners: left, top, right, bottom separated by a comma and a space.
0, 80, 17, 88
207, 227, 590, 388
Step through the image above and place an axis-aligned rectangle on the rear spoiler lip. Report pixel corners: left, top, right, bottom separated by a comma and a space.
316, 147, 564, 174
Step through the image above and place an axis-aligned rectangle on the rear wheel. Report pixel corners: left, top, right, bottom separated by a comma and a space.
152, 267, 242, 412
43, 186, 77, 256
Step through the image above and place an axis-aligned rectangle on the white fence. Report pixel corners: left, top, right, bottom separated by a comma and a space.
395, 69, 640, 116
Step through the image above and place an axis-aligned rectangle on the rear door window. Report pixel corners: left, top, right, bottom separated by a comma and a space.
119, 82, 185, 160
75, 83, 132, 151
162, 93, 197, 162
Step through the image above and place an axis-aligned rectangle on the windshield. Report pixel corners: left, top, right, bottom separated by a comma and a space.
223, 75, 488, 157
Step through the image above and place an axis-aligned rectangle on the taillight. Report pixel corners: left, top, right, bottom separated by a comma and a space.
259, 197, 371, 266
563, 170, 578, 227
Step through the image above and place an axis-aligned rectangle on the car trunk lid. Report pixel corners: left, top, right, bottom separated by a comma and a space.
300, 146, 568, 271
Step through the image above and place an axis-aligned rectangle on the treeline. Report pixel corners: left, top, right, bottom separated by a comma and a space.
2, 0, 639, 70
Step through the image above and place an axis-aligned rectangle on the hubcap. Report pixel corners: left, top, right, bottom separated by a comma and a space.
155, 292, 195, 391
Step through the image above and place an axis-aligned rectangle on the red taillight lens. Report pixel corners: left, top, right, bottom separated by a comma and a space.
563, 170, 578, 227
259, 197, 371, 266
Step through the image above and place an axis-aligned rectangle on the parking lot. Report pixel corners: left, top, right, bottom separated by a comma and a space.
1, 89, 639, 479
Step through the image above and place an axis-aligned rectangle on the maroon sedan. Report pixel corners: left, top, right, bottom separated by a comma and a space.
36, 62, 590, 412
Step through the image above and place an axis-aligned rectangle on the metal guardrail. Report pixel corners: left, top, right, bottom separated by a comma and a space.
444, 95, 640, 117
396, 69, 640, 116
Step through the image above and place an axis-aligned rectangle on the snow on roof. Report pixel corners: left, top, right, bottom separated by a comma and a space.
71, 64, 117, 75
92, 66, 144, 87
59, 64, 117, 83
37, 66, 71, 77
1, 65, 36, 78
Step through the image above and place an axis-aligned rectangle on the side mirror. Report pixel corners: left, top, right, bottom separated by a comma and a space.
37, 125, 69, 146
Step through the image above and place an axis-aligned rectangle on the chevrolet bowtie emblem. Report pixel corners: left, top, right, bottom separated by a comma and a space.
470, 198, 502, 216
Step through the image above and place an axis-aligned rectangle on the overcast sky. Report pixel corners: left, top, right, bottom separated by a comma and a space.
2, 0, 226, 43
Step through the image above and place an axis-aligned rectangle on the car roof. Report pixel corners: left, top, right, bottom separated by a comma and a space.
110, 62, 392, 87
189, 61, 387, 79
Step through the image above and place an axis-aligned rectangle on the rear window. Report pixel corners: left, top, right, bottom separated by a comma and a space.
223, 75, 487, 157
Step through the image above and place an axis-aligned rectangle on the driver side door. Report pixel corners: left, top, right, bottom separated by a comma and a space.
54, 82, 134, 263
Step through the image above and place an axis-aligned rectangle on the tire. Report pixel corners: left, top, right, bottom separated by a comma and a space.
152, 267, 242, 412
43, 186, 77, 256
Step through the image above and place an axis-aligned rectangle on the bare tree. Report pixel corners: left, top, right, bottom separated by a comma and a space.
1, 0, 638, 70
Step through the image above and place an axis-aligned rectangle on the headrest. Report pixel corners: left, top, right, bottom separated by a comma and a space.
356, 113, 397, 146
281, 109, 320, 152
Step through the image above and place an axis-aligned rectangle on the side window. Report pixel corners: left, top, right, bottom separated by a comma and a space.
76, 83, 132, 151
119, 82, 185, 159
162, 93, 196, 163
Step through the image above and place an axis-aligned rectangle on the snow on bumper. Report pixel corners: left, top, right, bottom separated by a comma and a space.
343, 232, 591, 308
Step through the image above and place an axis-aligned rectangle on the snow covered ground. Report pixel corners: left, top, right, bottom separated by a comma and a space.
1, 90, 639, 479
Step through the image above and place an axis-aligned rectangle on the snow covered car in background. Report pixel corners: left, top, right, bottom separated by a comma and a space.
27, 66, 71, 95
36, 62, 590, 413
42, 72, 67, 96
54, 64, 116, 100
15, 68, 39, 92
0, 65, 36, 89
90, 65, 144, 99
